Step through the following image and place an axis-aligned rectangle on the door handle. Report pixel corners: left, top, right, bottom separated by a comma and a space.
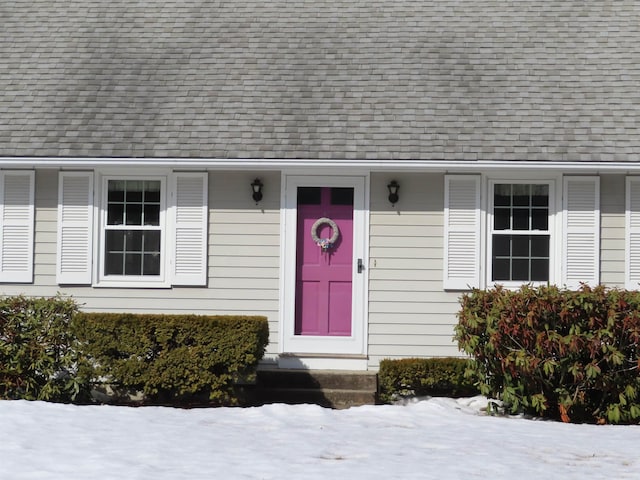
357, 258, 364, 274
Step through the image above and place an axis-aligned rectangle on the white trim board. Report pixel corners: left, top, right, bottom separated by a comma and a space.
5, 156, 640, 173
279, 174, 369, 358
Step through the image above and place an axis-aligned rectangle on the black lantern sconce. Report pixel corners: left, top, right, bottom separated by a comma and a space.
251, 178, 263, 203
387, 180, 400, 205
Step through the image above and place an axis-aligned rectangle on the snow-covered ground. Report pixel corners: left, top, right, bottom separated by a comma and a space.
1, 397, 638, 479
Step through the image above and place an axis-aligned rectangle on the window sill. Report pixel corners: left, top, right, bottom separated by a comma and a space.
93, 280, 171, 289
488, 281, 551, 290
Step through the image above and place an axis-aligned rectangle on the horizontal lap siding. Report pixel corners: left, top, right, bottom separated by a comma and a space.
367, 172, 462, 368
600, 175, 625, 287
6, 170, 627, 370
32, 171, 57, 284
0, 170, 281, 356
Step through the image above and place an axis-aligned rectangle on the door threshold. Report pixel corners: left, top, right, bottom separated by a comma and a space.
278, 353, 368, 371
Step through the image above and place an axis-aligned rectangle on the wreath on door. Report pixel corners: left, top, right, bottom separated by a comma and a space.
311, 217, 340, 251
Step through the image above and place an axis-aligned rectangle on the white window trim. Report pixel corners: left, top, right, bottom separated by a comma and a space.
96, 174, 170, 288
486, 177, 558, 289
279, 173, 369, 357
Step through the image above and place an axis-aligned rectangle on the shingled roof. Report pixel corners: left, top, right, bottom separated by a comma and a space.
2, 1, 640, 162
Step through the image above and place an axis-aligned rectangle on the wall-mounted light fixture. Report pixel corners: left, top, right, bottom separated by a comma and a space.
387, 180, 400, 205
251, 178, 264, 203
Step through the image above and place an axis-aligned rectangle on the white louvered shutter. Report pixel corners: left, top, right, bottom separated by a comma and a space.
444, 175, 481, 290
562, 176, 600, 289
57, 172, 94, 284
0, 171, 35, 283
170, 172, 208, 286
626, 177, 640, 289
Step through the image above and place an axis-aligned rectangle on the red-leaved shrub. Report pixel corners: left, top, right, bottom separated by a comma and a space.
455, 285, 640, 424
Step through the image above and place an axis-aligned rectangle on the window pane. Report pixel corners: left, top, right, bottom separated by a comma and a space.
125, 231, 143, 251
105, 230, 125, 252
513, 208, 530, 230
143, 254, 161, 275
105, 252, 123, 275
297, 187, 321, 205
105, 231, 125, 275
512, 259, 529, 281
144, 204, 160, 226
512, 184, 530, 206
512, 235, 530, 257
531, 259, 549, 281
494, 208, 511, 230
125, 203, 143, 225
144, 181, 161, 202
125, 181, 144, 202
125, 253, 142, 275
531, 208, 548, 230
532, 185, 549, 206
107, 203, 124, 225
493, 235, 510, 257
108, 180, 125, 202
331, 188, 354, 206
143, 231, 161, 252
494, 184, 511, 206
492, 258, 510, 281
531, 235, 550, 258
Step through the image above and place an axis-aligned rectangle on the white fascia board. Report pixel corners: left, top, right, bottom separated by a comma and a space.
3, 156, 640, 172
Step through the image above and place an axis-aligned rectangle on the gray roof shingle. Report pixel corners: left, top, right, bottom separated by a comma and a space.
2, 0, 640, 161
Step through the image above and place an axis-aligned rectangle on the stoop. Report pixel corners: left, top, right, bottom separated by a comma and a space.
252, 369, 378, 409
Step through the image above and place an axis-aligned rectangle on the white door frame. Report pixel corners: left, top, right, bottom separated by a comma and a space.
279, 174, 369, 359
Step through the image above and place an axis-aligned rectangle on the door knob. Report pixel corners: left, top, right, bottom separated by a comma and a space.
357, 258, 364, 273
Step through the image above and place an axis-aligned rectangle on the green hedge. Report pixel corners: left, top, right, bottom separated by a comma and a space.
378, 357, 478, 403
455, 285, 640, 424
73, 312, 269, 405
0, 295, 86, 402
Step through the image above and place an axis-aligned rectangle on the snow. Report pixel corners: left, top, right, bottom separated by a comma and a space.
1, 397, 639, 480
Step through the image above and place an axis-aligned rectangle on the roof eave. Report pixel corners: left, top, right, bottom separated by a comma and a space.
2, 157, 640, 173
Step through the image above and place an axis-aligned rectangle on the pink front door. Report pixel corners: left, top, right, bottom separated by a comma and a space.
295, 187, 354, 336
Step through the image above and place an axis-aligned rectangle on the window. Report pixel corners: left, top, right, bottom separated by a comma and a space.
444, 175, 599, 291
104, 179, 163, 277
101, 177, 166, 283
57, 171, 208, 287
490, 183, 550, 283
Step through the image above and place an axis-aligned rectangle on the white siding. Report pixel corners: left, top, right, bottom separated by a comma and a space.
368, 172, 463, 368
600, 175, 625, 288
6, 170, 631, 371
0, 170, 281, 357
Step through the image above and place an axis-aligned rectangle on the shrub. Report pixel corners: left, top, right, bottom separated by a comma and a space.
378, 357, 478, 403
73, 313, 269, 405
455, 285, 640, 424
0, 295, 87, 402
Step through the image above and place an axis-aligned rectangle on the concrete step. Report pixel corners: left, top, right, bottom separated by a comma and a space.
257, 369, 378, 391
251, 369, 378, 409
255, 387, 377, 409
